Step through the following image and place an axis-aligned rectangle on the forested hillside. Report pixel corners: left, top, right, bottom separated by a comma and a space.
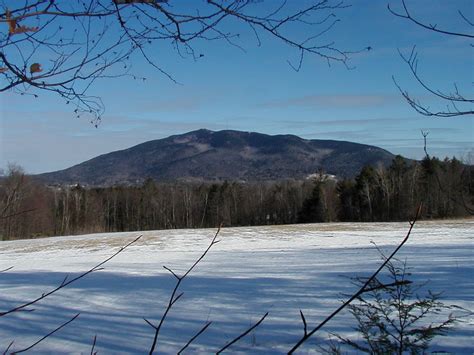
1, 156, 472, 240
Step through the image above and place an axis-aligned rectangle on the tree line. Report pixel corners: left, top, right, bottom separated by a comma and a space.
1, 155, 472, 240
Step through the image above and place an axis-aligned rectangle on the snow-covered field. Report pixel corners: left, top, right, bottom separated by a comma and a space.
0, 220, 472, 354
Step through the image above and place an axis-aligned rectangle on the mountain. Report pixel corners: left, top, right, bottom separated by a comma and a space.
36, 129, 397, 186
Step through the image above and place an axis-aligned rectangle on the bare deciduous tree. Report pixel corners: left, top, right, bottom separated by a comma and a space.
0, 164, 37, 240
0, 0, 362, 124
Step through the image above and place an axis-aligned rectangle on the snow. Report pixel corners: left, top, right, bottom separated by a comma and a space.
0, 220, 472, 354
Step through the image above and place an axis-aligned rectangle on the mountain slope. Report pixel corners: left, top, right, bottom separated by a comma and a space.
36, 129, 397, 185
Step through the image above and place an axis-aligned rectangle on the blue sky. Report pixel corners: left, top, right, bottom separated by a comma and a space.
1, 0, 473, 174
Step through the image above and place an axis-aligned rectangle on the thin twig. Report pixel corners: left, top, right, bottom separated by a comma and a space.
12, 313, 80, 354
360, 280, 412, 294
216, 312, 269, 354
299, 310, 308, 336
90, 335, 97, 355
177, 321, 212, 354
388, 0, 473, 39
2, 341, 14, 355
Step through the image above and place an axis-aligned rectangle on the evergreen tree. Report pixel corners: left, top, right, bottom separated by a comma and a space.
298, 181, 327, 223
327, 258, 464, 354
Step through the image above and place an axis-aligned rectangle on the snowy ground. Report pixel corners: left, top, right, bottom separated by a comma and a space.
0, 220, 472, 354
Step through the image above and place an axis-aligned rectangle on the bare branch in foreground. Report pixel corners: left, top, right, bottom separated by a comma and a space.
216, 312, 269, 354
300, 310, 308, 336
2, 341, 14, 355
388, 0, 473, 117
0, 1, 359, 122
388, 0, 473, 39
0, 235, 142, 317
148, 226, 221, 354
288, 205, 422, 354
90, 335, 97, 355
177, 321, 212, 355
12, 313, 80, 354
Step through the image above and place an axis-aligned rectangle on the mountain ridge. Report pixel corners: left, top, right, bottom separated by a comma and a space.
36, 129, 398, 186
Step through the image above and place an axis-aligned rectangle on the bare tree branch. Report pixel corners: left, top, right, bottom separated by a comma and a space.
421, 129, 429, 157
90, 335, 97, 355
288, 205, 422, 353
0, 234, 142, 317
391, 47, 473, 117
388, 0, 473, 39
388, 1, 473, 117
216, 312, 269, 354
299, 310, 308, 336
11, 313, 80, 354
148, 226, 221, 354
0, 0, 361, 123
177, 321, 212, 355
2, 341, 14, 355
